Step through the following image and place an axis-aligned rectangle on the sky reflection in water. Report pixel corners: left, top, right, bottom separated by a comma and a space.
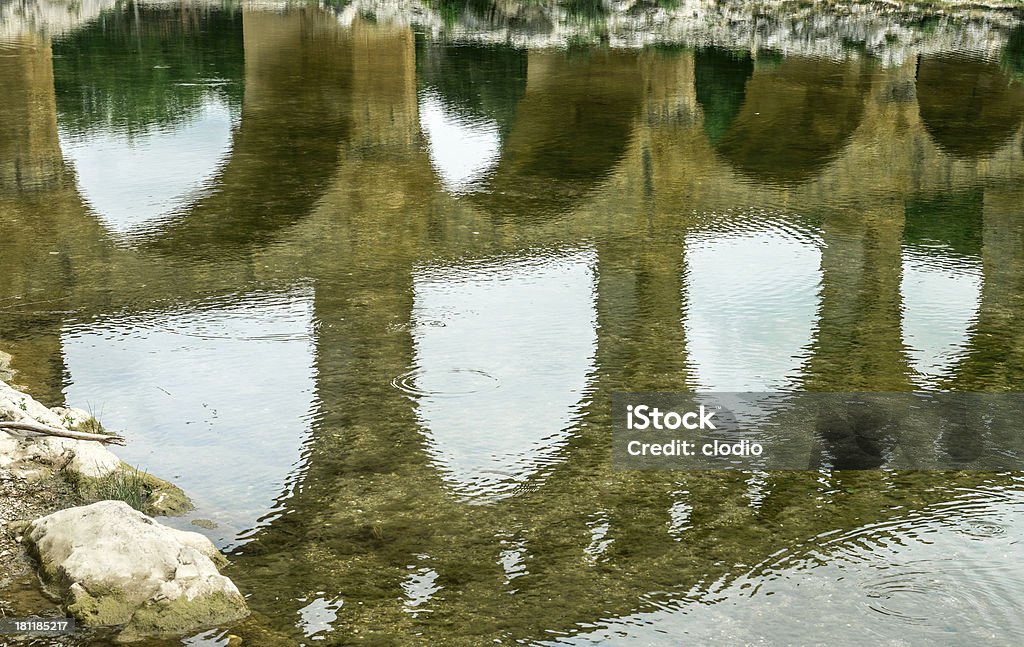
61, 289, 318, 547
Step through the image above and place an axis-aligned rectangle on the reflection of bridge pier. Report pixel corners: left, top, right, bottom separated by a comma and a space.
0, 33, 64, 192
0, 33, 93, 401
592, 237, 690, 392
227, 23, 452, 636
949, 185, 1024, 389
804, 202, 915, 391
349, 22, 419, 151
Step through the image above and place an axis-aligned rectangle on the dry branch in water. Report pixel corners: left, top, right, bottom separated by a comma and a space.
0, 421, 126, 445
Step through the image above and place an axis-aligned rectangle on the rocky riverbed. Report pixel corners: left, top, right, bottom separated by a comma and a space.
0, 467, 77, 590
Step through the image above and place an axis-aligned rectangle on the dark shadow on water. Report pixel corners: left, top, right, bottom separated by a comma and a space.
472, 47, 643, 218
903, 189, 984, 261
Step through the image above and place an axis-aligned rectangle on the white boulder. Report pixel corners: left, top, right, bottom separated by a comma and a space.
26, 501, 249, 639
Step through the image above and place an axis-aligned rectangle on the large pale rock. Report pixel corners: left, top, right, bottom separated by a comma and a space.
50, 406, 95, 429
0, 380, 120, 478
27, 501, 248, 640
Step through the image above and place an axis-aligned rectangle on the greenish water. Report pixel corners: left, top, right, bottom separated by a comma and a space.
2, 2, 1024, 645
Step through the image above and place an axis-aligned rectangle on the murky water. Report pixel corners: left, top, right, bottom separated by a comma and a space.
2, 1, 1024, 644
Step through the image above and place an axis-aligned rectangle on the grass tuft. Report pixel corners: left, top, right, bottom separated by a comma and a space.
85, 466, 150, 512
74, 416, 107, 435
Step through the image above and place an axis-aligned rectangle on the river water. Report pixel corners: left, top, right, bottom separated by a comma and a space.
1, 1, 1024, 645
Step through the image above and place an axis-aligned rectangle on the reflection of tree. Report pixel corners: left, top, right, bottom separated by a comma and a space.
415, 38, 527, 137
563, 0, 607, 21
52, 5, 245, 137
421, 0, 553, 31
421, 0, 610, 30
694, 47, 753, 146
903, 190, 984, 260
423, 0, 502, 28
1003, 25, 1024, 81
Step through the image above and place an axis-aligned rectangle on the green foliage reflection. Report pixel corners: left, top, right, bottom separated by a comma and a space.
694, 47, 754, 146
52, 4, 245, 137
904, 190, 984, 260
1004, 25, 1024, 82
415, 39, 529, 137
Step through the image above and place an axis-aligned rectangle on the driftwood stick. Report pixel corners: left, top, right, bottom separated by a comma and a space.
0, 421, 126, 446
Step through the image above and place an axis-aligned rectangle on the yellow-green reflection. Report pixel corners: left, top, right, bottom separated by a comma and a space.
917, 54, 1024, 159
711, 56, 870, 185
0, 6, 1022, 645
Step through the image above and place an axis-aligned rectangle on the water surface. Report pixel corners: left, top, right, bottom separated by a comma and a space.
1, 1, 1024, 644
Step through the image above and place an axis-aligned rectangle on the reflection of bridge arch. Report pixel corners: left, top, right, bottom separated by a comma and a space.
139, 10, 356, 255
917, 55, 1024, 159
52, 4, 244, 235
942, 185, 1024, 391
700, 55, 870, 185
42, 7, 355, 254
6, 13, 1024, 396
417, 45, 645, 217
3, 12, 1024, 423
22, 12, 1024, 260
415, 40, 526, 193
900, 189, 985, 387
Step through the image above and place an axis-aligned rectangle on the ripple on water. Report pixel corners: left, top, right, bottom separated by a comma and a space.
859, 562, 1011, 628
951, 518, 1006, 540
747, 488, 1023, 639
391, 367, 500, 398
548, 485, 1024, 645
0, 39, 25, 54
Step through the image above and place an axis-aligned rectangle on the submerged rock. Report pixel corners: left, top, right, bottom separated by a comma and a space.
25, 500, 248, 641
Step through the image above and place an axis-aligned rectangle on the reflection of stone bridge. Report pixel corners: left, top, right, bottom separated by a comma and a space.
3, 8, 1022, 394
2, 8, 1024, 643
